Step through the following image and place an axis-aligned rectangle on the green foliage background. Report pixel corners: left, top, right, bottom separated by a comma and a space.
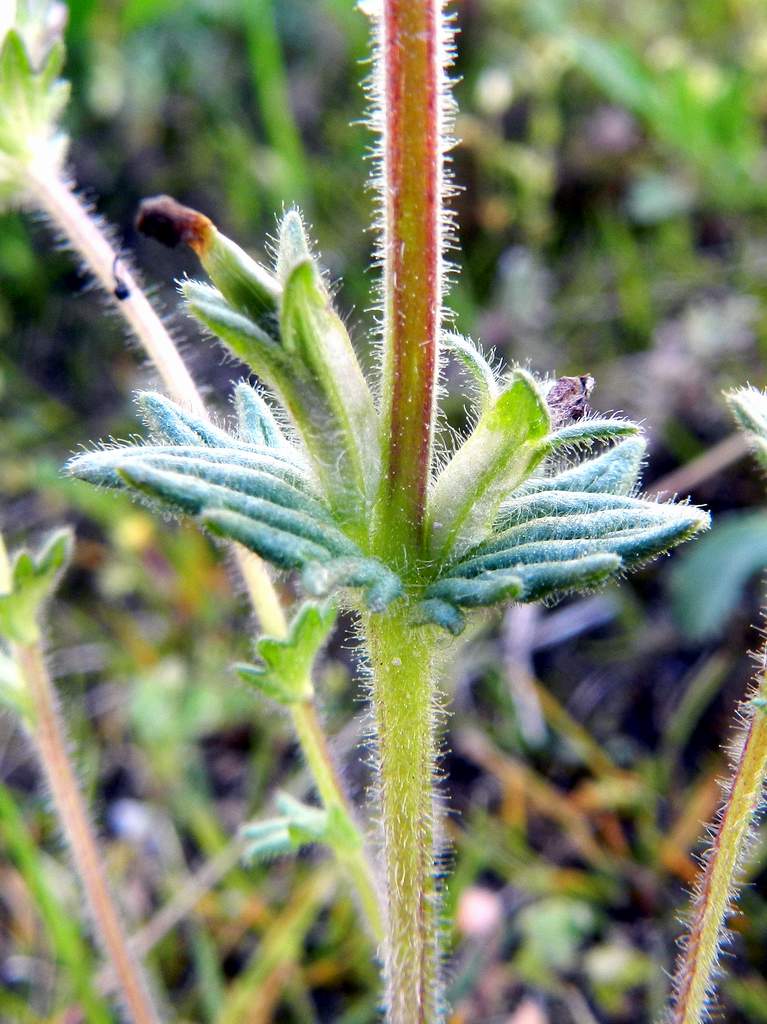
4, 0, 767, 1020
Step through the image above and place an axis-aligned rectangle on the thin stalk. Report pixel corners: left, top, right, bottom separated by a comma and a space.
23, 163, 383, 937
292, 698, 383, 940
669, 674, 767, 1024
365, 609, 441, 1023
15, 640, 160, 1024
377, 0, 447, 553
27, 167, 206, 417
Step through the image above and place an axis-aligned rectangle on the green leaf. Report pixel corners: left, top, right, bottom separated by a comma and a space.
241, 791, 359, 865
279, 258, 380, 513
67, 392, 402, 612
0, 29, 70, 203
183, 281, 284, 373
518, 436, 646, 498
182, 212, 381, 522
671, 512, 767, 641
276, 208, 312, 284
0, 529, 73, 643
233, 382, 288, 449
427, 370, 551, 560
726, 386, 767, 469
543, 417, 641, 453
443, 332, 499, 409
235, 601, 336, 705
418, 481, 708, 633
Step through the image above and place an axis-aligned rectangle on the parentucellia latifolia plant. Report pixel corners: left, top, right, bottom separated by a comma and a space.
0, 3, 711, 1022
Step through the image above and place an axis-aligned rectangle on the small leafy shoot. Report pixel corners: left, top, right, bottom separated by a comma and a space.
235, 601, 336, 705
0, 530, 73, 644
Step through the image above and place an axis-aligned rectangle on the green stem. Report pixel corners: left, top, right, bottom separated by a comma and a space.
364, 609, 441, 1023
669, 673, 767, 1024
377, 0, 447, 556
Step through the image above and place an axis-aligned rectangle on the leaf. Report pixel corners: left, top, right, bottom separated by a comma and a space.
235, 601, 336, 705
518, 436, 646, 498
275, 208, 312, 284
443, 332, 499, 409
67, 391, 402, 612
543, 417, 641, 453
0, 29, 70, 202
418, 486, 708, 634
183, 281, 284, 374
279, 257, 380, 509
726, 386, 767, 469
670, 512, 767, 641
241, 791, 360, 865
427, 370, 551, 560
180, 209, 380, 520
0, 529, 73, 643
233, 382, 288, 449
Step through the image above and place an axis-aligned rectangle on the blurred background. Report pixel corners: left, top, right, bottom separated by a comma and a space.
3, 0, 767, 1020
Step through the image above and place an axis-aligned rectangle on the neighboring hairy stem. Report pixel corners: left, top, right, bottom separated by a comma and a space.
2, 636, 160, 1017
365, 609, 442, 1023
668, 670, 767, 1024
377, 0, 447, 553
23, 164, 382, 937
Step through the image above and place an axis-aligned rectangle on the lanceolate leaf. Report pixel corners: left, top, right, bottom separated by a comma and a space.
279, 254, 380, 508
519, 436, 645, 498
417, 437, 708, 633
140, 202, 379, 522
543, 417, 641, 452
67, 391, 402, 612
726, 386, 767, 469
427, 370, 551, 560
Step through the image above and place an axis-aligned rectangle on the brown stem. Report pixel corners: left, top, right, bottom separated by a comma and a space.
16, 642, 160, 1024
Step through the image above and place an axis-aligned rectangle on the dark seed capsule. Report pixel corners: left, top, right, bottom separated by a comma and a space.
136, 195, 213, 255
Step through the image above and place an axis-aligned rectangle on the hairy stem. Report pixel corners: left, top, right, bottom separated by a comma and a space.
377, 0, 447, 554
23, 164, 382, 936
15, 641, 161, 1024
27, 167, 206, 417
365, 609, 441, 1023
669, 674, 767, 1024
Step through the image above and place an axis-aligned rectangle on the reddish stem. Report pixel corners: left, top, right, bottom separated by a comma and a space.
379, 0, 444, 552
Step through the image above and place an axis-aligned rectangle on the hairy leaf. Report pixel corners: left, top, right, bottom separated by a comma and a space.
520, 436, 646, 498
726, 386, 767, 468
0, 530, 72, 644
0, 29, 70, 203
427, 370, 551, 560
418, 459, 708, 633
68, 392, 402, 611
236, 601, 336, 704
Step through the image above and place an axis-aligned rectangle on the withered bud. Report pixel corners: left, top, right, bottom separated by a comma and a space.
136, 195, 212, 255
546, 374, 595, 428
